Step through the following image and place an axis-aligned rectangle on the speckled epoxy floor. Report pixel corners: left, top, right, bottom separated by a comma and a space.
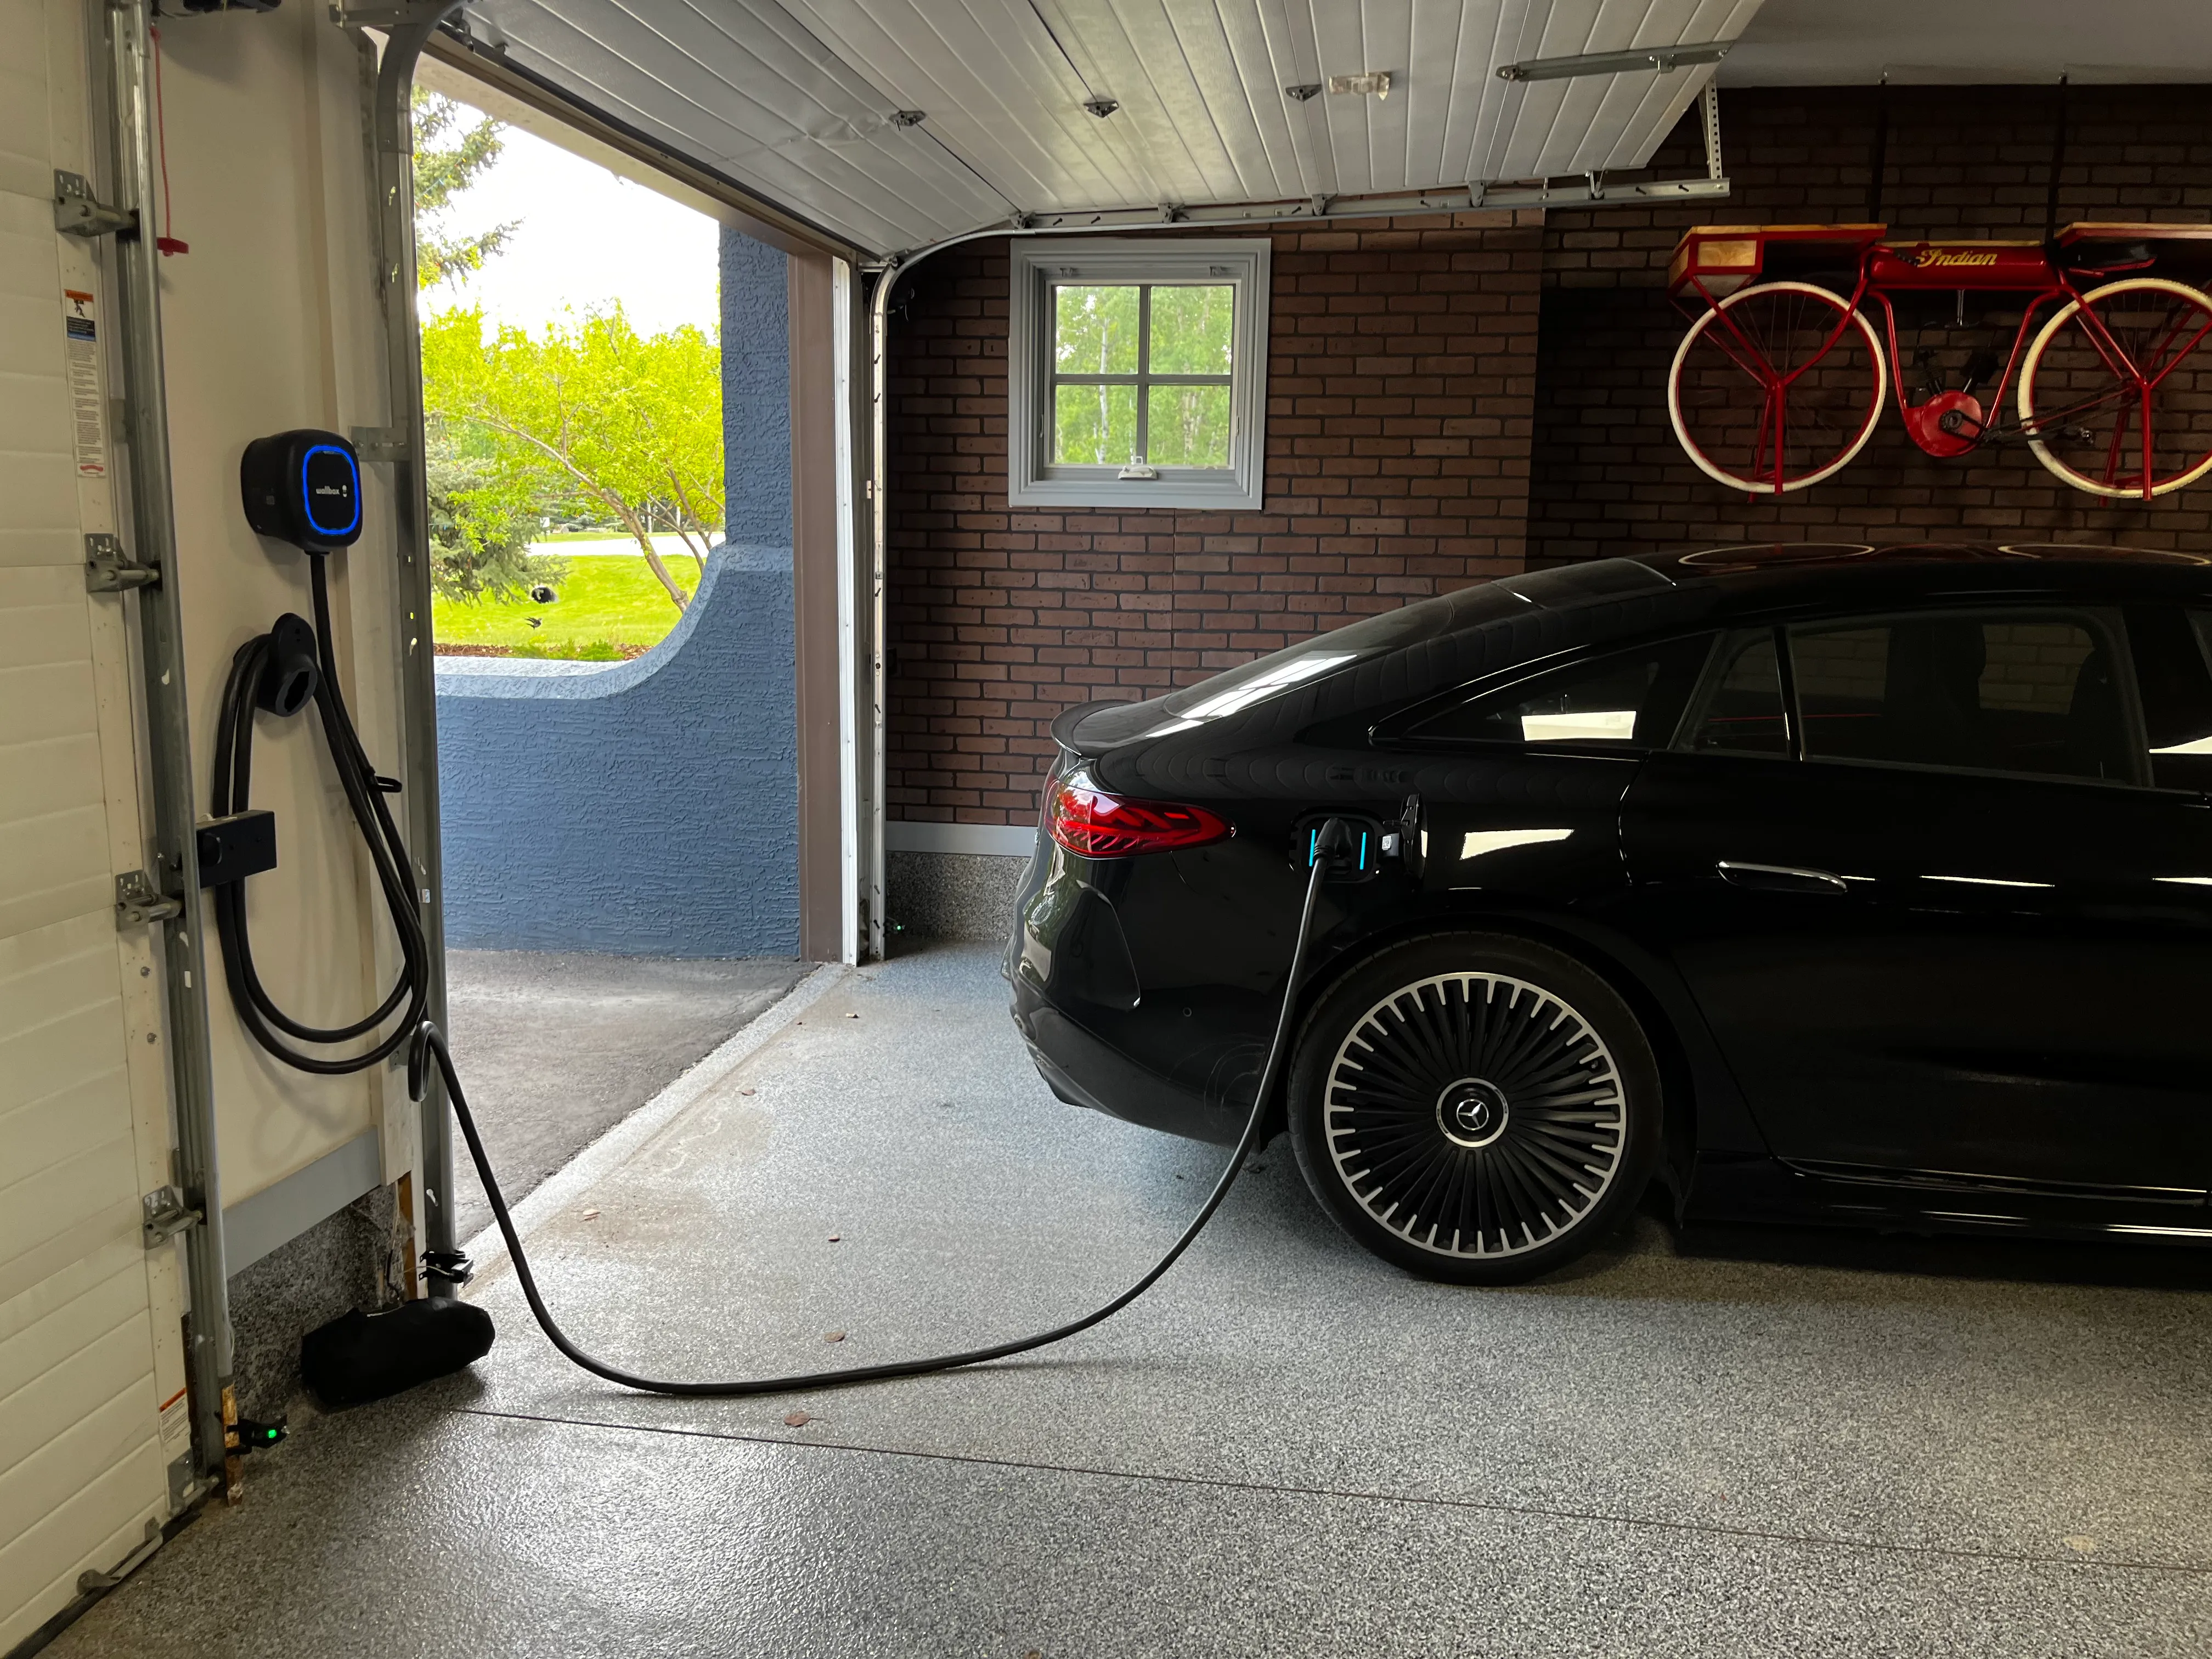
51, 946, 2212, 1657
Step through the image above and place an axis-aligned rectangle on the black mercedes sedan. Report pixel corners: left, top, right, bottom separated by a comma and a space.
1006, 543, 2212, 1284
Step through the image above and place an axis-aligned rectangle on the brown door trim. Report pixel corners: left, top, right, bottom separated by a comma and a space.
789, 252, 845, 960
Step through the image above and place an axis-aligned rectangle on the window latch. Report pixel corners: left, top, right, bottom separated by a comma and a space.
1118, 455, 1158, 481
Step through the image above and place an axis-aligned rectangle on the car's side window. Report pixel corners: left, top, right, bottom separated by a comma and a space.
1788, 609, 2142, 785
1679, 629, 1790, 755
1400, 635, 1712, 749
2127, 605, 2212, 791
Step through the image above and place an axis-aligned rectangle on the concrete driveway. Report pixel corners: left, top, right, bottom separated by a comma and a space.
443, 949, 807, 1241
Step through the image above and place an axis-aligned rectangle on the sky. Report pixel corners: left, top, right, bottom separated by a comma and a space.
425, 103, 721, 340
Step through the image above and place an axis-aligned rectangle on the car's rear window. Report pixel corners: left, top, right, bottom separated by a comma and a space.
1069, 559, 1675, 747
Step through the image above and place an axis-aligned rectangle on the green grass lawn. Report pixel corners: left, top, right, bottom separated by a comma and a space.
432, 554, 701, 658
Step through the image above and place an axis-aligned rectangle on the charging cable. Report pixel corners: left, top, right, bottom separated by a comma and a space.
212, 541, 1350, 1397
211, 551, 428, 1073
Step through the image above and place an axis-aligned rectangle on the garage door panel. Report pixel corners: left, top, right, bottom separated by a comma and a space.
0, 1306, 153, 1490
0, 658, 98, 745
0, 2, 174, 1644
0, 524, 80, 571
0, 366, 69, 455
3, 1071, 132, 1193
0, 1137, 139, 1302
0, 566, 94, 654
0, 1417, 165, 1654
0, 1248, 148, 1402
0, 806, 112, 940
0, 452, 75, 541
0, 1000, 127, 1117
0, 1368, 156, 1535
0, 912, 131, 1100
0, 732, 104, 823
0, 647, 110, 939
0, 1457, 163, 1657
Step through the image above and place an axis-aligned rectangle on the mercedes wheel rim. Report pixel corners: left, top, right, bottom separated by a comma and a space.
1323, 973, 1627, 1259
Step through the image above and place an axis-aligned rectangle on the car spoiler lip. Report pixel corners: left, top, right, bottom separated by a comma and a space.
1050, 698, 1135, 759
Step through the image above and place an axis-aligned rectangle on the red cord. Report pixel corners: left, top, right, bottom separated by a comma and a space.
151, 26, 188, 257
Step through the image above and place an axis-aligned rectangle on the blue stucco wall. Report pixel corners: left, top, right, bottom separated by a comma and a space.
437, 546, 798, 956
434, 227, 798, 957
720, 227, 791, 546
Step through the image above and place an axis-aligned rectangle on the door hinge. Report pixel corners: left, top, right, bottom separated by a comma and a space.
54, 170, 135, 239
116, 870, 183, 927
142, 1186, 202, 1248
86, 533, 160, 593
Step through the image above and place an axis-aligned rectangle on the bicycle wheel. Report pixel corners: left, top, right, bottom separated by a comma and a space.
2019, 276, 2212, 499
1668, 280, 1887, 493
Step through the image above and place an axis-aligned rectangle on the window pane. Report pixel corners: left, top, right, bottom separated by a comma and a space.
2131, 606, 2212, 788
1409, 636, 1712, 747
1685, 631, 1789, 754
1053, 382, 1138, 466
1054, 286, 1138, 375
1148, 285, 1235, 374
1145, 383, 1232, 467
1792, 613, 2136, 781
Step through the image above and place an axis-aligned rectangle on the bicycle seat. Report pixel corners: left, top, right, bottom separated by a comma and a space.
2054, 221, 2212, 279
2058, 239, 2153, 275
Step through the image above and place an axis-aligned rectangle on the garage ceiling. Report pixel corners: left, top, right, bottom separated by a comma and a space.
453, 0, 2212, 258
460, 0, 1764, 257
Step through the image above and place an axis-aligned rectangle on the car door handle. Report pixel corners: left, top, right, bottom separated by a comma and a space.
1717, 860, 1850, 895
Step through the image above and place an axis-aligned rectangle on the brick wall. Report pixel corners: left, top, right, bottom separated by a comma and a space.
1531, 84, 2212, 566
883, 86, 2212, 826
884, 217, 1544, 824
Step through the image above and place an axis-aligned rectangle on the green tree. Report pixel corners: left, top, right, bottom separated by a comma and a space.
425, 438, 568, 603
413, 90, 516, 290
421, 304, 724, 610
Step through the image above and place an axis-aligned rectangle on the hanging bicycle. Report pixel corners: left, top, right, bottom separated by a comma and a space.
1665, 221, 2212, 499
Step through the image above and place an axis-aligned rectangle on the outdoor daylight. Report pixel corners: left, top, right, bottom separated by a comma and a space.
413, 92, 725, 660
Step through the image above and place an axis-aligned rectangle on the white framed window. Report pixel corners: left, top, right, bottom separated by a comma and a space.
1007, 238, 1270, 511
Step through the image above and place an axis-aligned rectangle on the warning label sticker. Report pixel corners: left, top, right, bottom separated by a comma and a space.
159, 1384, 191, 1454
64, 289, 106, 479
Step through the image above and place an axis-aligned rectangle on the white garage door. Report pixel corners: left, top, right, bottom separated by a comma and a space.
0, 0, 189, 1645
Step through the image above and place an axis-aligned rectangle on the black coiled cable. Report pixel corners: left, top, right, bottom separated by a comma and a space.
214, 558, 1341, 1396
211, 552, 428, 1073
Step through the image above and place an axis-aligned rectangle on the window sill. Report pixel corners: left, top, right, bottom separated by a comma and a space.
1007, 476, 1265, 512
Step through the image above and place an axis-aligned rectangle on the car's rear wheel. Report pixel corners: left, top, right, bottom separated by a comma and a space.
1287, 934, 1660, 1285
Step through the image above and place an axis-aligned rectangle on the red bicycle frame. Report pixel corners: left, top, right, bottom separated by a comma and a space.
1668, 222, 2212, 499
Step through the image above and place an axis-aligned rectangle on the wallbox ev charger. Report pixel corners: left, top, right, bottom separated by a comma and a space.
241, 430, 364, 549
217, 427, 1360, 1403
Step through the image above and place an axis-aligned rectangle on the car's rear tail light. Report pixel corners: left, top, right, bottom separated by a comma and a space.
1047, 777, 1232, 858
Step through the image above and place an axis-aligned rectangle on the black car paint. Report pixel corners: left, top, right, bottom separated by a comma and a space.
1006, 545, 2212, 1246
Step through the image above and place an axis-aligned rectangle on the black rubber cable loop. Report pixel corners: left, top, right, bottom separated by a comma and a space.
210, 556, 426, 1071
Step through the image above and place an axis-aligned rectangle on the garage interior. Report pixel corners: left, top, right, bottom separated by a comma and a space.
7, 1, 2212, 1654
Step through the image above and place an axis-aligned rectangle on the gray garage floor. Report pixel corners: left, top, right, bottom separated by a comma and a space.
53, 946, 2212, 1657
